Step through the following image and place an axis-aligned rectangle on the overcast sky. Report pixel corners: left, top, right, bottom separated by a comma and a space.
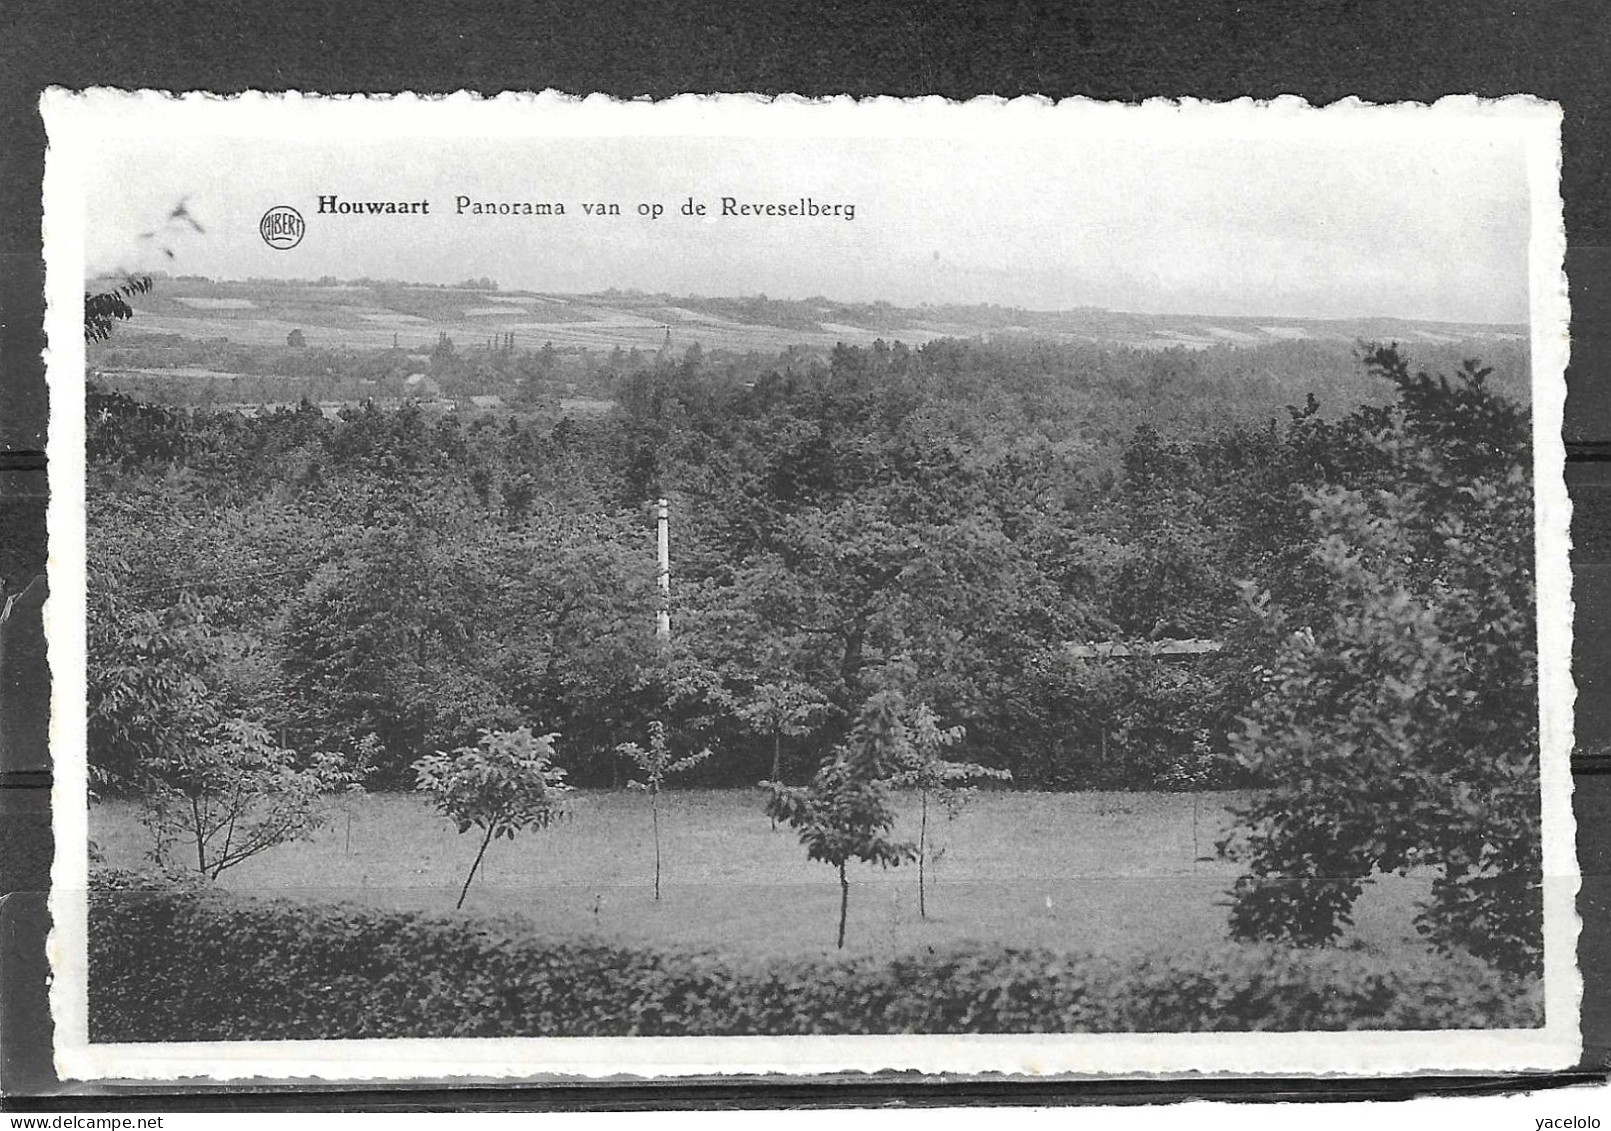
79, 110, 1535, 324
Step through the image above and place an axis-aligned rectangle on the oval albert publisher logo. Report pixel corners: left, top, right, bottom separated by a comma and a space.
259, 205, 305, 250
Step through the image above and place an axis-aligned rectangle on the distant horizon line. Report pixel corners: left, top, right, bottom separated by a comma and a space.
88, 271, 1529, 330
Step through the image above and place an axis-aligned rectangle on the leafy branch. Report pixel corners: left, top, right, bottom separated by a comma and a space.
85, 276, 153, 343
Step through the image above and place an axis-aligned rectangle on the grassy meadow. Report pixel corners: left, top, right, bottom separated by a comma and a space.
90, 788, 1432, 962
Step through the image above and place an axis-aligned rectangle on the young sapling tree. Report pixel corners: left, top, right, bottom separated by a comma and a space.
141, 718, 353, 880
738, 680, 830, 785
339, 732, 382, 856
889, 700, 1010, 918
738, 680, 830, 828
1157, 727, 1216, 869
94, 591, 350, 877
764, 691, 917, 949
615, 719, 712, 900
414, 728, 572, 910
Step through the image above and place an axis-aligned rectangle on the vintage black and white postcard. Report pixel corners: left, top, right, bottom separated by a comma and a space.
43, 91, 1578, 1080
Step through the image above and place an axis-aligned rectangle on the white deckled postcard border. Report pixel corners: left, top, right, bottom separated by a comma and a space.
42, 90, 1579, 1082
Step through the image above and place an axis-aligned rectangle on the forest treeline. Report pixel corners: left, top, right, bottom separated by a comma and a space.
87, 333, 1532, 795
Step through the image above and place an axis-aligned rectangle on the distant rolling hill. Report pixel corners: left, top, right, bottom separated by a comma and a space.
104, 276, 1528, 355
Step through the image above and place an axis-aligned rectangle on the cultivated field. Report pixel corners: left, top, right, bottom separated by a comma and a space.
103, 278, 1529, 356
91, 789, 1432, 962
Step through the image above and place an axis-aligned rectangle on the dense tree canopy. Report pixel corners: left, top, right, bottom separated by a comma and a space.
86, 334, 1534, 795
85, 328, 1541, 968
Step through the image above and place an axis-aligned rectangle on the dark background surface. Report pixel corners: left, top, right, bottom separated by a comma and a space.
1, 0, 1608, 1106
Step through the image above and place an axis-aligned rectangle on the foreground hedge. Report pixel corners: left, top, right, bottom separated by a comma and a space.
88, 869, 1540, 1041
